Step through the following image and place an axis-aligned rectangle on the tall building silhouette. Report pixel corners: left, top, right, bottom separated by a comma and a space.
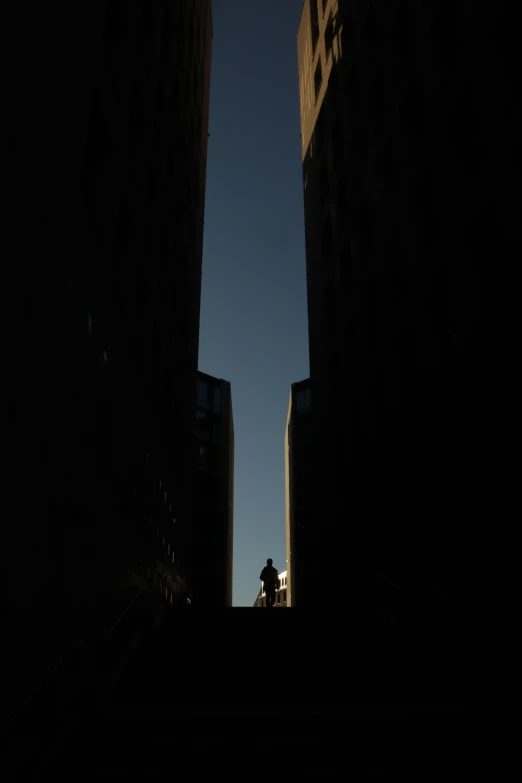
193, 371, 234, 607
297, 0, 512, 606
5, 0, 213, 714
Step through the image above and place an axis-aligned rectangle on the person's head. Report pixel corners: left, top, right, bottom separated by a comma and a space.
267, 558, 273, 566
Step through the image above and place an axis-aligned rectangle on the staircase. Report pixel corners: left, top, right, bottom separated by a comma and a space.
3, 590, 468, 779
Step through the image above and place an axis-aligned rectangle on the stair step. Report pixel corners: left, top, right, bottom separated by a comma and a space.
43, 706, 466, 777
15, 608, 467, 778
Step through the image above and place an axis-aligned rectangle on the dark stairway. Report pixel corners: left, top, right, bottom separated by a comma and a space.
18, 601, 468, 779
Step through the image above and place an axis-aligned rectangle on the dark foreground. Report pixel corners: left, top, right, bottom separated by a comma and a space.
2, 598, 468, 779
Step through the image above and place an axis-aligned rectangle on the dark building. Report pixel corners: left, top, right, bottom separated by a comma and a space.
297, 0, 513, 607
193, 371, 234, 607
285, 379, 314, 607
254, 571, 288, 607
5, 0, 213, 716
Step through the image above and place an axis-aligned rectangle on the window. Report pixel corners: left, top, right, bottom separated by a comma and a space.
301, 416, 312, 444
320, 158, 329, 210
341, 5, 355, 53
397, 322, 415, 367
431, 0, 459, 59
325, 11, 334, 61
314, 57, 323, 102
362, 5, 377, 46
370, 72, 385, 111
147, 168, 157, 204
163, 366, 173, 396
401, 80, 424, 139
329, 62, 339, 94
142, 1, 156, 38
196, 444, 209, 468
357, 202, 372, 250
296, 387, 312, 413
449, 88, 476, 182
83, 91, 111, 172
156, 78, 165, 117
375, 141, 394, 186
129, 82, 145, 135
323, 280, 336, 341
366, 281, 379, 353
314, 109, 325, 151
337, 179, 347, 212
414, 169, 435, 235
213, 386, 221, 411
105, 0, 128, 44
197, 379, 208, 405
394, 0, 410, 48
310, 0, 320, 54
162, 4, 172, 62
332, 112, 342, 159
196, 409, 211, 440
321, 214, 333, 264
429, 267, 455, 347
213, 419, 221, 443
370, 372, 388, 410
116, 192, 132, 247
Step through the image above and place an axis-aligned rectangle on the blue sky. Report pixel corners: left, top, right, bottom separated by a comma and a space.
198, 0, 309, 606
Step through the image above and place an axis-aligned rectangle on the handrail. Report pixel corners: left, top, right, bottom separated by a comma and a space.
374, 571, 450, 600
5, 639, 85, 736
103, 584, 146, 641
6, 583, 147, 734
374, 571, 401, 590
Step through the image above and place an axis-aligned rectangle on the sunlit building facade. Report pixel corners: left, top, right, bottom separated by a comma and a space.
254, 571, 289, 607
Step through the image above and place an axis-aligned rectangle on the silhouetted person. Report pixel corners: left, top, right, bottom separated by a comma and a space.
259, 558, 280, 608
